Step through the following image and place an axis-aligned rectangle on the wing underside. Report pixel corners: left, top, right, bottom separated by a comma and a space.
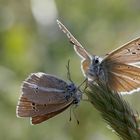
104, 37, 140, 64
16, 72, 74, 124
105, 63, 140, 93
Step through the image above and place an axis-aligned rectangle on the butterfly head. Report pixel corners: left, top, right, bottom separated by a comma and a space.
91, 55, 101, 65
86, 55, 103, 81
66, 83, 82, 104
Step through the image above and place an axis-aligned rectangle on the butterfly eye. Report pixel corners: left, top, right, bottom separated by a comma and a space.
73, 99, 78, 104
95, 59, 99, 64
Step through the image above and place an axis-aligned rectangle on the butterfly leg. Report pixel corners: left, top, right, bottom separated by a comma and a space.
69, 104, 79, 124
69, 104, 73, 122
73, 104, 80, 125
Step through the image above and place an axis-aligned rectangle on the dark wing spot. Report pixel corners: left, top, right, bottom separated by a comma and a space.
33, 106, 36, 110
127, 48, 131, 52
32, 106, 39, 112
132, 52, 136, 54
35, 87, 38, 93
32, 102, 35, 106
70, 40, 75, 45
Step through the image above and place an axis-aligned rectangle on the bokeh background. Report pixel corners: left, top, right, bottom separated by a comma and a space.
0, 0, 140, 140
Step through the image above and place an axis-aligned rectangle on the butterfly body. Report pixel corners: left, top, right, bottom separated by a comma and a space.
16, 72, 82, 124
64, 83, 81, 104
85, 55, 107, 83
57, 20, 140, 94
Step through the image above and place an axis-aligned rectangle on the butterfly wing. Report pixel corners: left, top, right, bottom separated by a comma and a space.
57, 20, 91, 76
31, 104, 71, 124
57, 20, 91, 60
21, 72, 69, 104
25, 72, 68, 90
103, 63, 140, 93
17, 96, 73, 118
16, 72, 74, 121
103, 37, 140, 64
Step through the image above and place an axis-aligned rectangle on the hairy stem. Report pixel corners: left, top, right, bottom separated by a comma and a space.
86, 83, 140, 140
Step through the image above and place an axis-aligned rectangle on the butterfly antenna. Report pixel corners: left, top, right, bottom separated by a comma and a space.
77, 78, 87, 91
66, 60, 73, 83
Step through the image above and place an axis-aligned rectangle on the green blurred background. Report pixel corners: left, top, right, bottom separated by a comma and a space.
0, 0, 140, 140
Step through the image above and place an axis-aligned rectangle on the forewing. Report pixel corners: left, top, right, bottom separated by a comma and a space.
105, 63, 140, 93
57, 20, 91, 60
31, 104, 71, 124
26, 72, 67, 90
17, 96, 73, 118
103, 37, 140, 64
22, 72, 68, 104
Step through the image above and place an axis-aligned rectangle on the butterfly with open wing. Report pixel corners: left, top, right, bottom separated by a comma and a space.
57, 20, 140, 94
16, 72, 82, 125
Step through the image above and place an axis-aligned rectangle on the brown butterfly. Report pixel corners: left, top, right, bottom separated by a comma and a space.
16, 72, 82, 124
57, 20, 140, 94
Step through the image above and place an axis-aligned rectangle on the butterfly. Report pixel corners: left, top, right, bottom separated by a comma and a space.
16, 72, 82, 124
57, 20, 140, 94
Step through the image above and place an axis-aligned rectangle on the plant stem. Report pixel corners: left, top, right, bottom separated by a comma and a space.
86, 83, 140, 140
